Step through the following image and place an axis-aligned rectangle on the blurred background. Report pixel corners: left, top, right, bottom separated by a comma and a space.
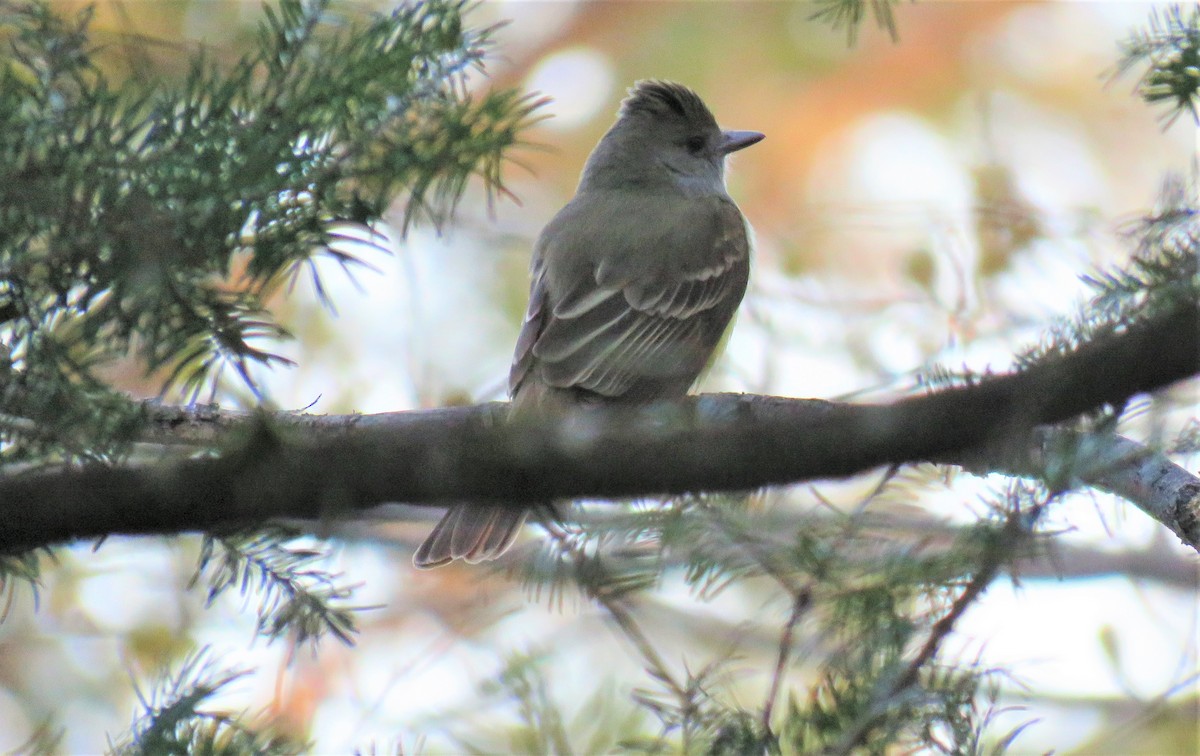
0, 1, 1196, 753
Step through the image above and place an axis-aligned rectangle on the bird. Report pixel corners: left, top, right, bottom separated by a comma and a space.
413, 80, 763, 568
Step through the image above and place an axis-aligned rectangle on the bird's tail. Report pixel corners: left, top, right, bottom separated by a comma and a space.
412, 503, 527, 569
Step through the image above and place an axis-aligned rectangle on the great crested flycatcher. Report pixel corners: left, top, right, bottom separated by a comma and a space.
414, 80, 763, 568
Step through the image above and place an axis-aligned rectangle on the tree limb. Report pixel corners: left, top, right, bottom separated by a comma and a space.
0, 300, 1196, 553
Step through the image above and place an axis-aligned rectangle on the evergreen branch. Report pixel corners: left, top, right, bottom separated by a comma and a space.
533, 521, 754, 752
766, 485, 1043, 753
762, 588, 812, 739
432, 650, 650, 755
117, 647, 299, 755
485, 652, 574, 755
966, 427, 1200, 549
1022, 177, 1198, 369
517, 504, 661, 613
0, 0, 539, 407
454, 505, 1200, 591
630, 656, 745, 753
428, 486, 1189, 751
827, 487, 1045, 754
526, 520, 764, 751
680, 500, 796, 601
191, 529, 362, 648
810, 0, 907, 44
539, 520, 686, 702
1116, 5, 1200, 126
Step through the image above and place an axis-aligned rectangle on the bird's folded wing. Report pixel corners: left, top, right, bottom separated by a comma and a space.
511, 199, 749, 400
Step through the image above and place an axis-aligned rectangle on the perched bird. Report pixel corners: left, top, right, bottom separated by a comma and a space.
414, 80, 763, 568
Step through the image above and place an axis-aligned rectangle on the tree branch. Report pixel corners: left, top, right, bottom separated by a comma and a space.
0, 301, 1196, 553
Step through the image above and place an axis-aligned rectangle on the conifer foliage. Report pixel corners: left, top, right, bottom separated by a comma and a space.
0, 0, 535, 460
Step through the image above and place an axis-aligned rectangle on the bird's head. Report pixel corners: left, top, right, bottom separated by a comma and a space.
580, 80, 763, 194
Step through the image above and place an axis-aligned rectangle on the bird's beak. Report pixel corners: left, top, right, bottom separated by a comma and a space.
719, 130, 765, 155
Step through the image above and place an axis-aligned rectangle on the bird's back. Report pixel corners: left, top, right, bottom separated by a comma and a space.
509, 189, 750, 406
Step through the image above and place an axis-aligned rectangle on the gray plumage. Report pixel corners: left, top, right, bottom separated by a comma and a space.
413, 80, 762, 569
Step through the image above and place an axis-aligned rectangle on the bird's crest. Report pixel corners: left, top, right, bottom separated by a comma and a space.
620, 80, 717, 127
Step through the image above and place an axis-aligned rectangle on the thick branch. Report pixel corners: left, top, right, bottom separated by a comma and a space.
0, 301, 1196, 553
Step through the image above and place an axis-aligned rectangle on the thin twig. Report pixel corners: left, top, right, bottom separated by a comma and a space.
762, 587, 812, 737
704, 504, 804, 597
827, 506, 1031, 754
542, 521, 688, 702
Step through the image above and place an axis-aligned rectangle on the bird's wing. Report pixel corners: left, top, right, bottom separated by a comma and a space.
509, 256, 549, 397
511, 197, 749, 400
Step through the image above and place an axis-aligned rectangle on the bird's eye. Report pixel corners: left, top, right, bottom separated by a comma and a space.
684, 135, 706, 154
